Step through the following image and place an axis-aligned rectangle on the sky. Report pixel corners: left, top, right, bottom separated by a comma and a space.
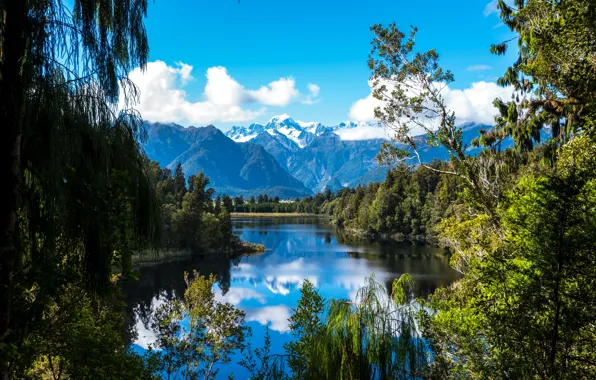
129, 0, 515, 132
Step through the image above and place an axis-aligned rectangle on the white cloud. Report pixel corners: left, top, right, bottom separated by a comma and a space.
442, 81, 513, 125
132, 295, 167, 350
301, 83, 321, 105
246, 78, 299, 106
466, 64, 492, 71
348, 89, 380, 123
135, 320, 157, 350
125, 61, 317, 125
349, 79, 514, 133
484, 0, 498, 16
336, 125, 390, 141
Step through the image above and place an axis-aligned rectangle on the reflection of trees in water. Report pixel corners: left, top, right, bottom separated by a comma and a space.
232, 216, 330, 229
122, 255, 234, 345
344, 249, 459, 299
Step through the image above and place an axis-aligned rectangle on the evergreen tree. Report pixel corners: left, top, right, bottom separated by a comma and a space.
173, 162, 187, 198
222, 195, 234, 213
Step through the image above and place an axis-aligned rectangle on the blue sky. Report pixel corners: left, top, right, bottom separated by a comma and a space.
131, 0, 514, 131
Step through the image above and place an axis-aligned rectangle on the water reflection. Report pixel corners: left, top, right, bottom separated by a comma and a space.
124, 216, 460, 378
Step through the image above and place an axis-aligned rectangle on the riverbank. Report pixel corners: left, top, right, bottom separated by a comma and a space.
231, 212, 323, 218
132, 239, 266, 267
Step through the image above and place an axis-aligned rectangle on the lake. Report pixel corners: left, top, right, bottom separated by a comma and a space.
124, 216, 461, 378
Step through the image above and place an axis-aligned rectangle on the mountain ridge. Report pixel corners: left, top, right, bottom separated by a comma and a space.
143, 122, 312, 198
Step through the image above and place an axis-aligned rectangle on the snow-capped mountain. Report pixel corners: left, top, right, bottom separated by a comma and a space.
225, 123, 266, 142
225, 114, 383, 149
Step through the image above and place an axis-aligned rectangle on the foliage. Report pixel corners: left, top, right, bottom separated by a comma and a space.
20, 284, 158, 380
240, 329, 285, 380
280, 275, 428, 379
424, 137, 596, 378
369, 4, 596, 378
231, 192, 330, 214
487, 0, 596, 155
321, 162, 462, 244
0, 0, 160, 376
150, 273, 248, 380
145, 161, 237, 254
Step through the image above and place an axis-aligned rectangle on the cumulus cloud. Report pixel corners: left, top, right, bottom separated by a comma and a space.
442, 81, 513, 125
125, 61, 319, 124
348, 90, 380, 123
246, 78, 299, 106
348, 79, 514, 135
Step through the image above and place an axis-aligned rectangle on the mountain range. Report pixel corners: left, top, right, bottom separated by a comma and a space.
143, 115, 505, 197
144, 122, 312, 198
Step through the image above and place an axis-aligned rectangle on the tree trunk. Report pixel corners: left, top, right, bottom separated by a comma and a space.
0, 1, 28, 377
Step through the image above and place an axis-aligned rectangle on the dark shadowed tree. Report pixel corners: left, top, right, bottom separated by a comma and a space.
0, 0, 155, 376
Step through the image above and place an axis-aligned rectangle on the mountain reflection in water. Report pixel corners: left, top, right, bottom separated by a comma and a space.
123, 216, 460, 378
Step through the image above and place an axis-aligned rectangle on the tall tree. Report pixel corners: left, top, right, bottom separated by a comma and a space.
487, 0, 596, 155
0, 0, 154, 375
173, 162, 187, 198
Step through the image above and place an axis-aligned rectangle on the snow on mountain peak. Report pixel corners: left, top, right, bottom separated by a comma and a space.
267, 113, 292, 124
225, 115, 388, 146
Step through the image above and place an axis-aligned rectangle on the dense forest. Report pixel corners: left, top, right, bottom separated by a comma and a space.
145, 161, 240, 255
0, 0, 595, 379
233, 161, 462, 245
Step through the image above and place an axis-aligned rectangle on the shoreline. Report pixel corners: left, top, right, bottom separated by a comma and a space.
231, 212, 325, 218
132, 240, 266, 268
335, 224, 447, 250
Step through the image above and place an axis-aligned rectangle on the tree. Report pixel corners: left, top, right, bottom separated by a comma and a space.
284, 276, 428, 379
369, 23, 512, 216
284, 280, 326, 378
425, 136, 596, 378
173, 162, 187, 198
486, 0, 596, 156
151, 273, 248, 380
176, 172, 214, 251
214, 195, 222, 215
221, 195, 234, 213
0, 0, 154, 374
234, 196, 245, 207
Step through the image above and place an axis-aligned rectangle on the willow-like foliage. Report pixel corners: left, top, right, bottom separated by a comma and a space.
0, 0, 157, 376
21, 77, 159, 288
283, 275, 428, 380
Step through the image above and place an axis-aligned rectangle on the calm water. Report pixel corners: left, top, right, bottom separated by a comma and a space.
124, 216, 460, 378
